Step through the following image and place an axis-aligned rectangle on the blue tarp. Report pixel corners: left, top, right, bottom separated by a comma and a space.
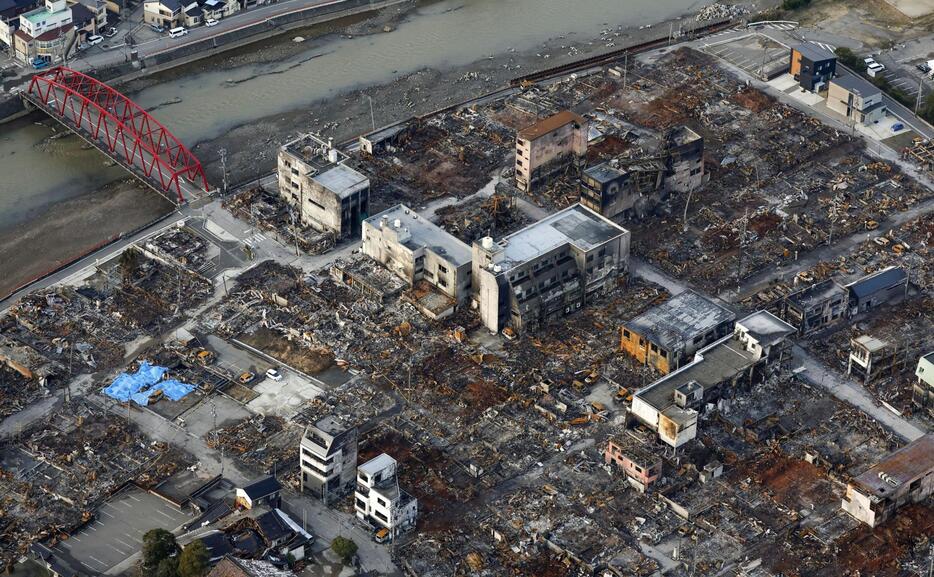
103, 361, 196, 406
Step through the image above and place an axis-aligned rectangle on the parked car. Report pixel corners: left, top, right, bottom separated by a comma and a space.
205, 18, 218, 26
104, 27, 118, 38
867, 62, 885, 77
238, 371, 256, 384
916, 63, 930, 73
86, 34, 103, 45
149, 24, 165, 33
168, 26, 188, 38
374, 528, 390, 544
265, 368, 283, 382
31, 57, 48, 69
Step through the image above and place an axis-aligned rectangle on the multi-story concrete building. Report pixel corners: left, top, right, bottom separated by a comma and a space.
472, 204, 629, 334
299, 416, 358, 505
664, 125, 705, 194
913, 352, 934, 411
515, 111, 588, 193
362, 204, 472, 318
631, 311, 794, 449
847, 335, 908, 385
841, 434, 934, 527
13, 0, 73, 64
620, 290, 735, 374
604, 440, 662, 493
827, 75, 887, 126
354, 453, 418, 538
781, 278, 849, 335
579, 159, 666, 221
278, 133, 370, 239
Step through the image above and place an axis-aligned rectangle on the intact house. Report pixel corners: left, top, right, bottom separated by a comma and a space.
913, 352, 934, 411
515, 110, 588, 193
631, 311, 795, 449
619, 289, 735, 375
781, 278, 848, 335
844, 266, 907, 315
841, 433, 934, 527
277, 133, 370, 240
362, 204, 472, 319
354, 453, 418, 538
143, 0, 179, 27
299, 415, 358, 505
580, 125, 704, 221
181, 0, 236, 27
1, 0, 43, 52
827, 74, 887, 126
604, 439, 662, 493
70, 0, 106, 42
471, 204, 630, 335
235, 476, 281, 510
789, 43, 836, 92
13, 0, 73, 64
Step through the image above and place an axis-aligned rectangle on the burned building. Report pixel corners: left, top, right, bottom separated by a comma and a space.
299, 415, 358, 504
781, 278, 849, 335
847, 335, 908, 385
579, 159, 666, 221
604, 439, 663, 493
277, 133, 370, 238
472, 204, 629, 334
844, 266, 908, 315
664, 125, 705, 193
620, 289, 735, 374
631, 311, 795, 449
362, 204, 473, 316
914, 352, 934, 411
841, 433, 934, 527
515, 111, 588, 193
579, 125, 703, 221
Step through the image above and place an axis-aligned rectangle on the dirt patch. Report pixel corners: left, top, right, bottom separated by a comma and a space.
239, 326, 334, 374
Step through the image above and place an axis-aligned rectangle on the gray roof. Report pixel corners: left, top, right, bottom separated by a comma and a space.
498, 204, 628, 271
787, 278, 846, 309
831, 73, 882, 98
626, 290, 735, 352
366, 204, 472, 266
312, 164, 369, 199
736, 310, 795, 348
584, 163, 623, 184
846, 266, 907, 299
851, 434, 934, 498
794, 42, 836, 63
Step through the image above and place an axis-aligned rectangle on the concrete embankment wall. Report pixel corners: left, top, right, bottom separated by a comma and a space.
0, 0, 408, 123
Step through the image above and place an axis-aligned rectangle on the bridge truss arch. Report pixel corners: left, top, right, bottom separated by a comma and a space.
26, 66, 209, 203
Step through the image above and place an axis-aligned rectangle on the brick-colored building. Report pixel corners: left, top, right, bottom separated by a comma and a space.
515, 110, 587, 193
604, 439, 662, 492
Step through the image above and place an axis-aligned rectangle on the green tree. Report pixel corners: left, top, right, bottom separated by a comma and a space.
142, 529, 178, 571
155, 558, 179, 577
178, 540, 210, 577
331, 536, 358, 564
834, 47, 867, 73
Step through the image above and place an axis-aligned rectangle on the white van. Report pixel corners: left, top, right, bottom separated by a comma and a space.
169, 27, 188, 38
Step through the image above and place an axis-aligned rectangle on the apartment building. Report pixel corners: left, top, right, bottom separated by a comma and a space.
579, 159, 665, 221
354, 454, 418, 538
362, 204, 472, 318
841, 434, 934, 527
664, 125, 705, 193
278, 133, 370, 239
631, 311, 795, 449
472, 204, 630, 334
299, 416, 358, 504
620, 290, 735, 374
515, 111, 588, 192
13, 0, 73, 64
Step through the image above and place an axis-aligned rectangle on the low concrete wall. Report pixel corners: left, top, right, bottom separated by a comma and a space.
0, 95, 27, 125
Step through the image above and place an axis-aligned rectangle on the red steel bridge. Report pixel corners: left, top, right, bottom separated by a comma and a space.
24, 66, 210, 204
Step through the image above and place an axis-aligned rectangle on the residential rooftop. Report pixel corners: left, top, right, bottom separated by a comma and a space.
359, 453, 396, 477
625, 290, 735, 351
366, 204, 472, 266
793, 42, 836, 62
851, 434, 934, 498
831, 73, 882, 98
736, 310, 796, 349
787, 278, 846, 309
845, 266, 907, 299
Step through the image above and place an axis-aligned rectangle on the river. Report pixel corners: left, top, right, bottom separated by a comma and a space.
0, 0, 710, 233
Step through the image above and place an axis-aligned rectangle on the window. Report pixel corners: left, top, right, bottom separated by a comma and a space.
650, 343, 658, 353
660, 349, 668, 358
623, 329, 631, 339
438, 278, 448, 288
516, 159, 523, 167
438, 264, 448, 274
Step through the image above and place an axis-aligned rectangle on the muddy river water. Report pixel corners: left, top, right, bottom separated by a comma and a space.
0, 0, 710, 232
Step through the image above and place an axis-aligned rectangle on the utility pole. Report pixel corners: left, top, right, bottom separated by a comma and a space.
668, 22, 673, 45
365, 94, 376, 132
622, 52, 628, 91
916, 79, 925, 114
219, 148, 229, 195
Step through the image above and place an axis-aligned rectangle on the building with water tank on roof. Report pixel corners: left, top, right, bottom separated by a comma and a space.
472, 204, 629, 334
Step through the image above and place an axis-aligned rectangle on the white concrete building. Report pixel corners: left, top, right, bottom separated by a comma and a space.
299, 415, 358, 505
354, 454, 417, 538
13, 0, 73, 64
362, 204, 472, 318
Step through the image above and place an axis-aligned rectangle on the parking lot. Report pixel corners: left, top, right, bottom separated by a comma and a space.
53, 486, 193, 574
704, 34, 792, 77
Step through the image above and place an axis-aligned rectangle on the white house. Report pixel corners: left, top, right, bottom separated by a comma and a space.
354, 454, 417, 538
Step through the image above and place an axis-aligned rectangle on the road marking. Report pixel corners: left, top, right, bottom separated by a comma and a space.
157, 509, 175, 520
59, 541, 71, 549
88, 556, 108, 568
108, 544, 128, 555
128, 494, 141, 502
87, 524, 98, 531
115, 537, 134, 549
71, 535, 82, 542
99, 509, 114, 518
